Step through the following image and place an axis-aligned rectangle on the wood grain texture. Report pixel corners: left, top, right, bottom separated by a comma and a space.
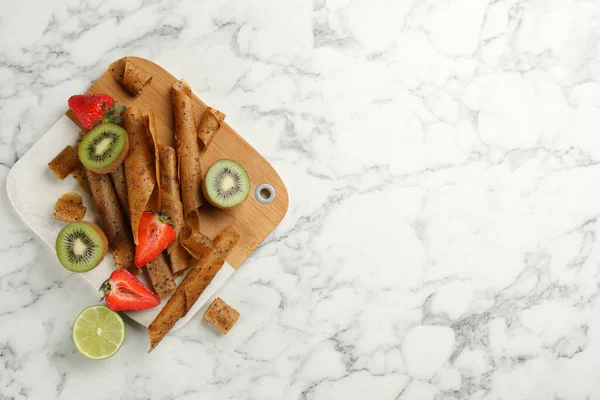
66, 57, 288, 268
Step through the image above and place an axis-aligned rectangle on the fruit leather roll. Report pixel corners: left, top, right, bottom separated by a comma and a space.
179, 211, 213, 260
71, 165, 91, 195
146, 113, 161, 194
172, 80, 203, 217
71, 131, 92, 194
123, 107, 159, 244
158, 145, 190, 275
145, 253, 176, 298
109, 164, 130, 222
197, 107, 225, 152
123, 108, 175, 293
148, 225, 240, 351
109, 58, 153, 96
86, 169, 136, 273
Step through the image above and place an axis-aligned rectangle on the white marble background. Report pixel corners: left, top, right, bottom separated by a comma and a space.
2, 0, 600, 399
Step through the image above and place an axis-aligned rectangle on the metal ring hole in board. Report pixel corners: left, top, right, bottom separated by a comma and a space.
256, 184, 275, 204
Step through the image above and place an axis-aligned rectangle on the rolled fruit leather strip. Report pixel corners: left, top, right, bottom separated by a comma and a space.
181, 226, 239, 313
86, 169, 137, 274
123, 107, 175, 293
144, 112, 176, 292
71, 131, 92, 195
109, 58, 153, 96
145, 112, 161, 196
109, 164, 130, 222
96, 111, 130, 222
148, 225, 240, 351
71, 165, 91, 195
123, 107, 159, 244
172, 80, 213, 259
179, 211, 213, 260
172, 80, 204, 217
197, 107, 225, 152
158, 144, 190, 275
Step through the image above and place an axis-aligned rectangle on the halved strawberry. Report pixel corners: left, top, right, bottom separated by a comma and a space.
68, 94, 125, 130
100, 269, 160, 311
134, 211, 176, 267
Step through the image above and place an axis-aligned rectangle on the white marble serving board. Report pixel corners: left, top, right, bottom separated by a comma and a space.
6, 115, 235, 330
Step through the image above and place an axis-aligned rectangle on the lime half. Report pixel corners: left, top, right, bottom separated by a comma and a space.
72, 305, 125, 360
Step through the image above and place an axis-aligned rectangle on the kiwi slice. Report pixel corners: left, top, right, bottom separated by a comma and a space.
78, 123, 129, 174
55, 221, 108, 272
202, 159, 250, 209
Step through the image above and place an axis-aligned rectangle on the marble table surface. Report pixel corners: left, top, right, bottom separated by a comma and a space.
2, 0, 600, 399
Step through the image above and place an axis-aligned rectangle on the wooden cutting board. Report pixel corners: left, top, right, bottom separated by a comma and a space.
67, 57, 288, 268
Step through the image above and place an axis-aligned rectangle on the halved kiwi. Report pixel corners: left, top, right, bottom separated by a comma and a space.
202, 159, 250, 209
55, 221, 108, 272
78, 123, 129, 174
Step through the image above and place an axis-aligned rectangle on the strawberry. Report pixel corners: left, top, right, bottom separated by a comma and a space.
68, 94, 126, 130
100, 269, 160, 311
134, 211, 176, 267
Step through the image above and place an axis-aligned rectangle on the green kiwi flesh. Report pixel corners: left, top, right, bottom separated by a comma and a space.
55, 222, 107, 272
78, 123, 129, 174
202, 159, 250, 208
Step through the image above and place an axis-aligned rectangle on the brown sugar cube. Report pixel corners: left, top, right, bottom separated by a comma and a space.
204, 297, 240, 334
48, 145, 81, 180
53, 192, 86, 222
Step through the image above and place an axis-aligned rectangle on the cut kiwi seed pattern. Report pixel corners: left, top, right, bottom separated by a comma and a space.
56, 222, 108, 273
78, 123, 129, 174
202, 159, 250, 209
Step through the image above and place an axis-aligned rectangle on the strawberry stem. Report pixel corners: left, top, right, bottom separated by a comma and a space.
92, 102, 128, 128
99, 279, 112, 301
155, 211, 172, 224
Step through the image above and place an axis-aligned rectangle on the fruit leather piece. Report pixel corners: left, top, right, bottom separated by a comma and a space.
71, 131, 92, 195
48, 145, 81, 180
109, 164, 130, 222
172, 80, 203, 217
71, 165, 91, 195
109, 58, 153, 96
145, 113, 161, 194
204, 297, 240, 334
157, 145, 181, 227
158, 145, 190, 275
53, 192, 86, 222
181, 226, 238, 314
86, 169, 136, 273
162, 196, 190, 276
197, 107, 225, 152
123, 107, 159, 244
145, 253, 176, 298
122, 108, 176, 292
147, 225, 240, 351
180, 211, 213, 260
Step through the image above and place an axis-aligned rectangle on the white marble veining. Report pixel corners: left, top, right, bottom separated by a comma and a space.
2, 0, 600, 399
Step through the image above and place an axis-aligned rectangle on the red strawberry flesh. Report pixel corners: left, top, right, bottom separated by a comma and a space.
134, 212, 176, 267
101, 269, 160, 311
68, 94, 115, 130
